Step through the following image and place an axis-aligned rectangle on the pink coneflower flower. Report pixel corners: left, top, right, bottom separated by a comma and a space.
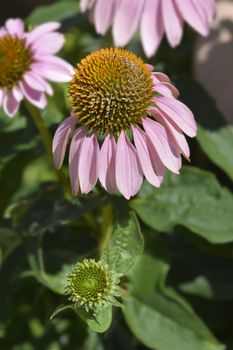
81, 0, 216, 57
52, 48, 197, 199
0, 18, 73, 117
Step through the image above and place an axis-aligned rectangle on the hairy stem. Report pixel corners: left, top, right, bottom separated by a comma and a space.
25, 101, 53, 162
99, 203, 113, 258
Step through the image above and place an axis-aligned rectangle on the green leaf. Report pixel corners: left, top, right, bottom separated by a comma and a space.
123, 254, 225, 350
0, 227, 21, 266
131, 166, 233, 244
82, 329, 104, 350
198, 125, 233, 182
76, 306, 112, 333
101, 213, 144, 274
27, 1, 80, 25
23, 251, 72, 295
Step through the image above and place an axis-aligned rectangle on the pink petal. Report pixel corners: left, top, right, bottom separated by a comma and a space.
113, 0, 145, 47
155, 96, 197, 137
25, 71, 54, 96
153, 82, 179, 99
35, 55, 74, 76
0, 89, 4, 106
99, 134, 117, 194
93, 0, 115, 35
80, 0, 95, 11
146, 64, 154, 72
69, 127, 87, 195
162, 0, 183, 47
26, 22, 60, 44
12, 85, 23, 102
3, 91, 20, 118
175, 0, 210, 36
78, 133, 100, 194
23, 72, 47, 92
116, 131, 143, 200
140, 0, 164, 57
150, 107, 190, 159
52, 115, 78, 169
132, 125, 164, 187
32, 33, 65, 55
31, 61, 72, 83
20, 81, 47, 109
5, 18, 24, 37
143, 117, 181, 174
0, 28, 7, 37
152, 72, 171, 83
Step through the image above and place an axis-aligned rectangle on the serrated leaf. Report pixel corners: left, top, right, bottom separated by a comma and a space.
101, 213, 144, 274
131, 166, 233, 244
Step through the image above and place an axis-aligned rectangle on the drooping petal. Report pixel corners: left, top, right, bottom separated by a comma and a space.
52, 115, 78, 169
153, 72, 171, 83
140, 0, 164, 57
3, 91, 20, 118
78, 133, 100, 194
80, 0, 95, 11
26, 22, 60, 44
31, 61, 72, 83
0, 28, 7, 37
150, 107, 190, 159
93, 0, 115, 35
0, 89, 4, 106
35, 55, 74, 76
32, 33, 65, 55
113, 0, 145, 47
175, 0, 210, 36
153, 82, 179, 99
99, 134, 117, 194
5, 18, 24, 37
20, 81, 47, 109
116, 131, 143, 199
155, 96, 197, 137
162, 0, 183, 47
143, 117, 181, 174
23, 72, 47, 92
132, 125, 164, 187
69, 127, 87, 195
24, 71, 54, 96
12, 85, 23, 102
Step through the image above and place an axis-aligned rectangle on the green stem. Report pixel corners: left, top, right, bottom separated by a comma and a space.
25, 101, 70, 194
99, 203, 113, 258
25, 101, 53, 163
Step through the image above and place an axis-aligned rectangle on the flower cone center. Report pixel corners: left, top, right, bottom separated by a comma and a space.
69, 48, 153, 135
0, 35, 32, 88
69, 261, 110, 301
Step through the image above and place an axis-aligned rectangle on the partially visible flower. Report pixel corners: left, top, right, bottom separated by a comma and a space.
0, 18, 73, 117
81, 0, 216, 57
53, 48, 197, 199
66, 259, 121, 312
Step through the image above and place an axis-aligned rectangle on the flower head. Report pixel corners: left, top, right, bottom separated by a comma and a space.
66, 259, 121, 312
0, 18, 73, 117
81, 0, 216, 57
52, 48, 197, 199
